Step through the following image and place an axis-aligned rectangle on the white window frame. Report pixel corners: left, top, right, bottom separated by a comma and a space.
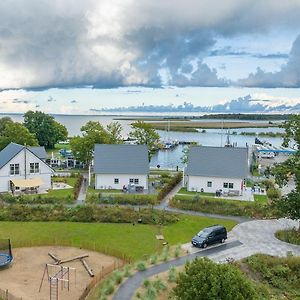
10, 164, 20, 175
228, 183, 234, 189
30, 162, 39, 174
207, 181, 212, 188
114, 178, 119, 184
134, 178, 139, 184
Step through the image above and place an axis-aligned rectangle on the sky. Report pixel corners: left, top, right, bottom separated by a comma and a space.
0, 0, 300, 114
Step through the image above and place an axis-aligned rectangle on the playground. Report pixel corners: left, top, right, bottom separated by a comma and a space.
0, 246, 119, 300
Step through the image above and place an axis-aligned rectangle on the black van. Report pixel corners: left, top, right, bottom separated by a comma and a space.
191, 225, 227, 248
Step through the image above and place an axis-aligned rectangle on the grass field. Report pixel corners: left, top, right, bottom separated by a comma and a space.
177, 187, 215, 197
253, 194, 268, 204
148, 121, 278, 132
0, 216, 236, 261
25, 177, 76, 199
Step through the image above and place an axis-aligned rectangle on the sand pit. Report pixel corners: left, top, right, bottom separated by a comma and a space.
0, 246, 122, 300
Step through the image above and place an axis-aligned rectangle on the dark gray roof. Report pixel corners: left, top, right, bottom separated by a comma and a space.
28, 146, 48, 160
0, 143, 47, 169
186, 146, 249, 178
94, 144, 149, 174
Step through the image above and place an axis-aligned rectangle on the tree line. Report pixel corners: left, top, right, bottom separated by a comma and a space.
0, 112, 160, 162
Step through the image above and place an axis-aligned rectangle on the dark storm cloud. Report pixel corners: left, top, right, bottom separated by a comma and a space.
1, 0, 300, 89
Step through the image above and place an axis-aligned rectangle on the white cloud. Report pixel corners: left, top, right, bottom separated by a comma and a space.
1, 1, 300, 89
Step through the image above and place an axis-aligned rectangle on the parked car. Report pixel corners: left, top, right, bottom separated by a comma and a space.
191, 225, 227, 248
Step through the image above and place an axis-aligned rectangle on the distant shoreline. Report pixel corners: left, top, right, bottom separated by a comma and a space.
0, 112, 291, 120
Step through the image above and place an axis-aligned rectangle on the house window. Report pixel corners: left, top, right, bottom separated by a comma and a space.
207, 181, 212, 187
10, 164, 20, 175
114, 178, 119, 184
229, 183, 234, 189
223, 182, 228, 188
30, 163, 39, 174
134, 178, 139, 184
129, 178, 134, 183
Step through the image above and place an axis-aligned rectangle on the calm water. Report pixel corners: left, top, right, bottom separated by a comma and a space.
3, 113, 284, 169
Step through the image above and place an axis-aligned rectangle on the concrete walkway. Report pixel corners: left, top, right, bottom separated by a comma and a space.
76, 173, 88, 204
113, 218, 300, 300
157, 181, 183, 209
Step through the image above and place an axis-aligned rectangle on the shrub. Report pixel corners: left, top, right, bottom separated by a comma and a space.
174, 257, 258, 300
168, 266, 177, 283
0, 204, 179, 225
266, 187, 281, 202
113, 271, 123, 285
123, 265, 132, 277
160, 245, 169, 262
103, 280, 114, 295
174, 245, 181, 258
136, 262, 147, 271
143, 279, 150, 287
170, 195, 280, 218
149, 254, 158, 265
157, 172, 182, 201
276, 229, 300, 246
152, 279, 167, 291
145, 286, 157, 300
92, 193, 158, 206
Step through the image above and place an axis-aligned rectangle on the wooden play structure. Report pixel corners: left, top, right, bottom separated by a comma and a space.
39, 251, 95, 300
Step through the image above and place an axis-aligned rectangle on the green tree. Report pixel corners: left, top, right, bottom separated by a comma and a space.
70, 121, 118, 164
0, 121, 38, 150
129, 121, 160, 160
0, 117, 14, 135
272, 115, 300, 230
106, 122, 123, 144
181, 142, 198, 164
173, 258, 258, 300
24, 111, 68, 148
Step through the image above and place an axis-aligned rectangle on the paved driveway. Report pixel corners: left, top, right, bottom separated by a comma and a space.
182, 218, 300, 262
114, 218, 300, 300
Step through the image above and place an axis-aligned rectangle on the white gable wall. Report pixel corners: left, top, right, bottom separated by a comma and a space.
95, 173, 148, 190
0, 148, 53, 192
187, 175, 243, 195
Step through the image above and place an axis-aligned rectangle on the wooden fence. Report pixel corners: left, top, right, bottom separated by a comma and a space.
0, 288, 22, 300
79, 259, 126, 300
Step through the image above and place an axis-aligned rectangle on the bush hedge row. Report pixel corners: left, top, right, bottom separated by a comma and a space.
170, 195, 280, 218
157, 172, 182, 201
0, 193, 74, 205
0, 204, 179, 224
87, 193, 158, 206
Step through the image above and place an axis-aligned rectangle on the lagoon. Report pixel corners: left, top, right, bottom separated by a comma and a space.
3, 113, 284, 169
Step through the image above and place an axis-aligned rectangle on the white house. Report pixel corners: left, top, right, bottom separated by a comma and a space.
93, 144, 149, 190
0, 143, 53, 193
185, 146, 249, 195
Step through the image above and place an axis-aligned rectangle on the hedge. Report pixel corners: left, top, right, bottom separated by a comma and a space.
0, 204, 179, 224
157, 172, 182, 201
169, 195, 280, 219
0, 193, 74, 205
88, 193, 158, 206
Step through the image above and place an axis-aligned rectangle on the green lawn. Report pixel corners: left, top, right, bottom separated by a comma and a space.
162, 215, 236, 245
0, 216, 237, 261
24, 177, 76, 199
177, 187, 215, 197
254, 194, 268, 204
88, 187, 121, 194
